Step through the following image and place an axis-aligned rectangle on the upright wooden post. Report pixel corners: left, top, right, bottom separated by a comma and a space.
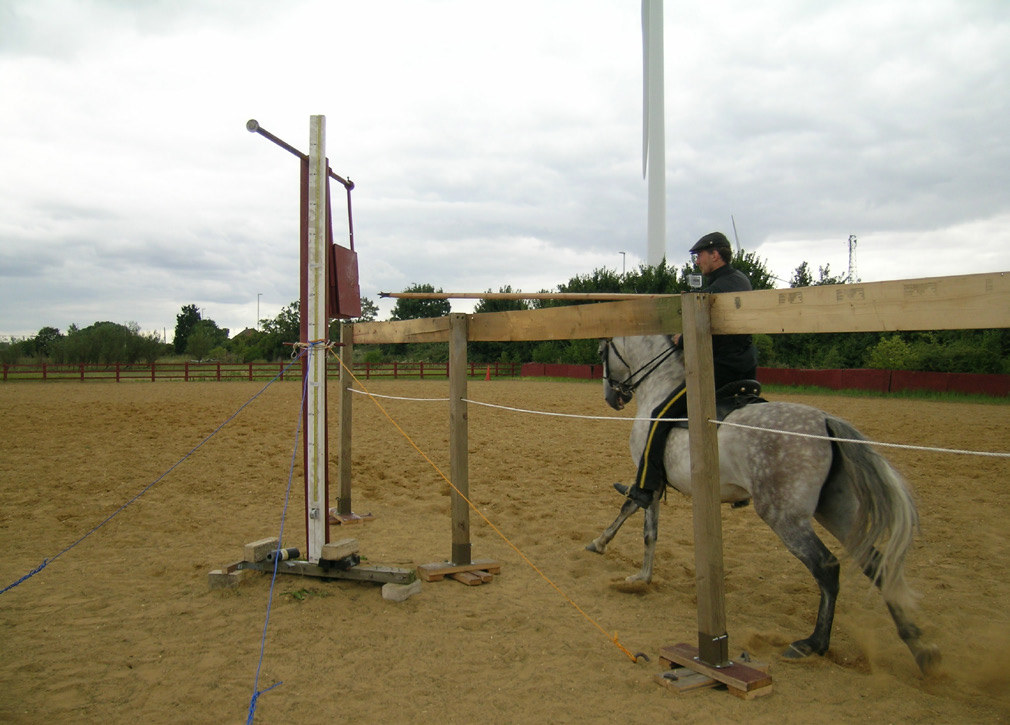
304, 114, 329, 563
337, 321, 354, 517
448, 313, 471, 565
681, 292, 729, 667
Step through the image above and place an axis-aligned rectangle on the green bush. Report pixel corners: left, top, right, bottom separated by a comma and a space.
865, 335, 915, 370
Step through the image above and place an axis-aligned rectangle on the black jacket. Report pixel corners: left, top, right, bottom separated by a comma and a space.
701, 264, 758, 380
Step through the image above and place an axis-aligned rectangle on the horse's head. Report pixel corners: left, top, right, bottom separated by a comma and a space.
599, 338, 634, 411
599, 336, 682, 411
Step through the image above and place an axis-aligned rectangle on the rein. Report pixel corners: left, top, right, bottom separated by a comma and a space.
602, 336, 678, 399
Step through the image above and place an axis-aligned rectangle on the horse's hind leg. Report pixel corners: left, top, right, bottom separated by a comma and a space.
861, 548, 941, 675
769, 519, 841, 659
586, 498, 640, 555
817, 499, 941, 675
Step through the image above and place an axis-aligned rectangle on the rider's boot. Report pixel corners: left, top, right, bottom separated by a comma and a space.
613, 482, 654, 507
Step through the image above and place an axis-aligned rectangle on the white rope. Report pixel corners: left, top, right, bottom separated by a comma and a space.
713, 419, 1010, 458
347, 388, 1009, 459
348, 388, 449, 403
463, 398, 686, 424
288, 339, 336, 358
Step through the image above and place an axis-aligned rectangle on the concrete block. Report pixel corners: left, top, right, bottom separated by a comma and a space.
244, 537, 279, 563
381, 578, 422, 602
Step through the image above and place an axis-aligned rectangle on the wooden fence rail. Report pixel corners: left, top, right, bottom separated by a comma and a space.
0, 360, 522, 383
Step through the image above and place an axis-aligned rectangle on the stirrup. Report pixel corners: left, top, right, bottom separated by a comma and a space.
613, 482, 653, 507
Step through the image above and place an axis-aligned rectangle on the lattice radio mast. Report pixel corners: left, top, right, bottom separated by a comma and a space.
847, 234, 859, 283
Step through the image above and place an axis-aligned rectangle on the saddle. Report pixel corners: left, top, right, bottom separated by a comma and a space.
671, 379, 766, 430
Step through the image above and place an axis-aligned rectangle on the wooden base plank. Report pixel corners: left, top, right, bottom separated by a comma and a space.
417, 560, 501, 583
328, 509, 375, 525
653, 668, 719, 694
448, 570, 494, 586
658, 643, 772, 699
236, 558, 416, 585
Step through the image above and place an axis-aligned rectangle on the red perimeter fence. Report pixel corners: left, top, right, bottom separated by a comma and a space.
2, 361, 1007, 397
0, 360, 522, 383
520, 363, 1010, 397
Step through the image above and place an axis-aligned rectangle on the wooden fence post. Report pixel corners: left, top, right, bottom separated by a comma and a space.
682, 292, 730, 667
449, 313, 471, 565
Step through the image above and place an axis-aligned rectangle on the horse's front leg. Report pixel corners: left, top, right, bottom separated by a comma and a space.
586, 498, 640, 554
626, 499, 660, 584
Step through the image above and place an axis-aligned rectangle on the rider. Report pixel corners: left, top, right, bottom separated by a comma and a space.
616, 231, 759, 507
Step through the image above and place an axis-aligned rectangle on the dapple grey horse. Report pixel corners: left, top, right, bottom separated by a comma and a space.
587, 335, 938, 674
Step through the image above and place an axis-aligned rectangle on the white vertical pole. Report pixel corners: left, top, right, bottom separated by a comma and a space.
643, 0, 666, 267
306, 115, 329, 563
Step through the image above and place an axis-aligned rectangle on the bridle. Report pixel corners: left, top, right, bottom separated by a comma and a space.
600, 336, 679, 400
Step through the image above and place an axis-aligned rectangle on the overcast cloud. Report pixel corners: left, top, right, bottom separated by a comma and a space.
2, 0, 1008, 339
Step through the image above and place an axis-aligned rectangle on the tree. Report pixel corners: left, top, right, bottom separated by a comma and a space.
173, 304, 201, 354
624, 259, 686, 294
472, 286, 531, 315
790, 261, 846, 288
353, 297, 379, 323
257, 300, 301, 360
790, 261, 814, 288
390, 283, 451, 321
33, 326, 64, 358
186, 319, 228, 360
472, 286, 533, 363
139, 331, 167, 364
729, 250, 777, 290
58, 321, 138, 364
0, 338, 24, 365
770, 261, 877, 368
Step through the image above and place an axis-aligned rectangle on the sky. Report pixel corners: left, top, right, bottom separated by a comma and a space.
2, 0, 1009, 340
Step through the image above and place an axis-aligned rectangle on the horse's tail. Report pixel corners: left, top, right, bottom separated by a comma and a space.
824, 416, 919, 610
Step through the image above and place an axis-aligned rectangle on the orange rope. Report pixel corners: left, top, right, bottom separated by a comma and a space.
329, 350, 640, 664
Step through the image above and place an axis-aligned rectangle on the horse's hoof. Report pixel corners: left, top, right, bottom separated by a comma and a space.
624, 573, 651, 585
585, 541, 604, 554
915, 645, 941, 676
781, 642, 814, 660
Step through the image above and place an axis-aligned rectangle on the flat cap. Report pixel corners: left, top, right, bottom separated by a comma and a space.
689, 231, 732, 253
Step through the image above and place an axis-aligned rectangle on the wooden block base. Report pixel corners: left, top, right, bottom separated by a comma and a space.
212, 546, 415, 589
449, 570, 494, 586
328, 509, 375, 525
657, 643, 772, 700
236, 558, 415, 585
653, 668, 721, 694
417, 559, 501, 584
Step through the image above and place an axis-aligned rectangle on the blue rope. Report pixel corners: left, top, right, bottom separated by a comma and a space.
1, 355, 304, 596
246, 362, 310, 723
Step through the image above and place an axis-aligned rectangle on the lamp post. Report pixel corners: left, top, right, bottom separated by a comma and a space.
257, 293, 262, 329
620, 251, 626, 275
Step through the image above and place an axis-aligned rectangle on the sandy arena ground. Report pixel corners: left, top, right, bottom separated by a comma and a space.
1, 379, 1009, 723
